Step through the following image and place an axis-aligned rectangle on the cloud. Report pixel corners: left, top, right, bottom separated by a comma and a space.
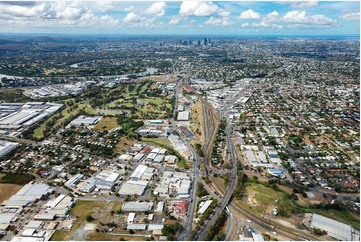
238, 9, 261, 20
123, 12, 142, 23
144, 2, 166, 17
204, 16, 233, 26
252, 21, 283, 29
340, 11, 360, 20
125, 5, 134, 11
169, 16, 181, 25
291, 1, 318, 9
241, 22, 249, 27
218, 8, 230, 17
283, 10, 340, 26
179, 1, 221, 17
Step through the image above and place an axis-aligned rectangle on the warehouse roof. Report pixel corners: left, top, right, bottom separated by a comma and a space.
0, 214, 16, 224
119, 183, 147, 196
122, 202, 152, 212
177, 111, 190, 121
127, 223, 147, 230
311, 213, 354, 241
148, 224, 164, 231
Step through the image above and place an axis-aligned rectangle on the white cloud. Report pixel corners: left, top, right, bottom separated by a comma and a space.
144, 2, 166, 17
266, 11, 280, 19
125, 5, 134, 12
340, 11, 360, 20
169, 16, 181, 25
204, 16, 233, 26
218, 8, 230, 17
123, 12, 142, 23
283, 10, 340, 26
238, 9, 261, 20
291, 1, 318, 9
179, 1, 221, 17
0, 2, 120, 27
241, 22, 249, 27
252, 21, 283, 29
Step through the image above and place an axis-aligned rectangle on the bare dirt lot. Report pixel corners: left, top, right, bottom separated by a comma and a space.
0, 184, 23, 203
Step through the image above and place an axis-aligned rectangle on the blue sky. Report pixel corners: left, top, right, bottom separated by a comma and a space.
0, 1, 359, 36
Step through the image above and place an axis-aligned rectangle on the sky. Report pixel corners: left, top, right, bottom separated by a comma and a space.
0, 1, 359, 36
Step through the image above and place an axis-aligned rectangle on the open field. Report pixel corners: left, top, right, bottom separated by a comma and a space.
212, 176, 227, 194
51, 200, 106, 241
190, 98, 205, 145
233, 181, 360, 230
94, 117, 119, 131
0, 184, 23, 204
114, 137, 134, 154
0, 89, 32, 102
0, 173, 34, 185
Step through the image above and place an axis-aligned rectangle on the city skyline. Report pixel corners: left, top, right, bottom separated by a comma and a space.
0, 1, 359, 36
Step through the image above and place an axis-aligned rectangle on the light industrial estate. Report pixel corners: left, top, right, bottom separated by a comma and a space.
0, 32, 359, 241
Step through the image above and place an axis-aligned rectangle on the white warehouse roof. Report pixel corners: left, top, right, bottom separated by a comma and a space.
122, 202, 152, 212
311, 213, 355, 241
177, 111, 190, 121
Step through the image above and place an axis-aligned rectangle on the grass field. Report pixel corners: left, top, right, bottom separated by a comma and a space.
114, 137, 134, 154
0, 173, 34, 185
93, 117, 119, 131
0, 89, 32, 102
51, 200, 106, 241
233, 181, 360, 230
212, 177, 227, 194
0, 184, 23, 204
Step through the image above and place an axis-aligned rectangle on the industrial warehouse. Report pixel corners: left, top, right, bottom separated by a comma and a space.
0, 102, 63, 135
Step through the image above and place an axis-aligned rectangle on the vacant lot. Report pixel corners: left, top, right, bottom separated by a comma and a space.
0, 173, 34, 185
0, 184, 23, 203
114, 137, 134, 154
51, 200, 106, 241
94, 117, 119, 131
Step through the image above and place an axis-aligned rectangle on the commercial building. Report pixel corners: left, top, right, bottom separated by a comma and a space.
93, 170, 120, 190
0, 102, 63, 132
197, 200, 213, 215
0, 140, 19, 158
130, 165, 148, 181
311, 213, 359, 241
122, 202, 153, 212
64, 174, 83, 189
2, 183, 53, 209
177, 111, 190, 121
118, 182, 147, 196
67, 116, 103, 128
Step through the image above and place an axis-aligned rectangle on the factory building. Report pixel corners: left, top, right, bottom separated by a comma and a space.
177, 111, 190, 121
0, 140, 19, 158
93, 170, 120, 190
64, 174, 83, 189
2, 183, 53, 209
311, 213, 360, 241
67, 116, 103, 128
122, 202, 153, 212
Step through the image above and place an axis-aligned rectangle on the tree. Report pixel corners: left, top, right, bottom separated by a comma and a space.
85, 214, 94, 222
